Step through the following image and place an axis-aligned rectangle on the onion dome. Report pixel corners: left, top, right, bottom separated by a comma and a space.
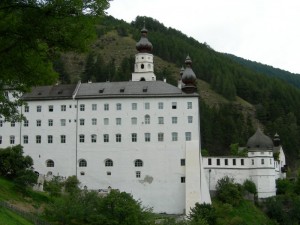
246, 128, 274, 150
182, 55, 197, 85
273, 133, 281, 147
136, 26, 153, 53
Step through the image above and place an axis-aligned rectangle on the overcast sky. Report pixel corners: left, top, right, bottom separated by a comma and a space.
107, 0, 300, 74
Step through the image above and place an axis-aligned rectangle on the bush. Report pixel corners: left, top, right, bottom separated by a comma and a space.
188, 203, 216, 225
216, 176, 243, 206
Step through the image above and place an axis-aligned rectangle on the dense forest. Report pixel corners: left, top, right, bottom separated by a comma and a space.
56, 16, 300, 169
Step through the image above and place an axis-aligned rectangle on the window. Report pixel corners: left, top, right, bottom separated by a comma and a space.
136, 171, 141, 178
135, 159, 143, 167
103, 134, 109, 143
24, 105, 29, 112
261, 159, 264, 165
158, 117, 164, 124
48, 135, 53, 143
172, 117, 177, 124
181, 177, 185, 183
188, 116, 193, 123
252, 159, 254, 165
131, 117, 137, 125
61, 135, 66, 143
24, 120, 29, 127
217, 159, 220, 165
37, 105, 42, 112
181, 159, 185, 166
107, 171, 111, 176
46, 160, 54, 167
270, 158, 272, 165
144, 102, 150, 110
172, 102, 177, 109
132, 103, 137, 110
132, 133, 137, 142
208, 158, 212, 165
225, 159, 228, 165
48, 119, 53, 126
104, 118, 109, 125
158, 102, 164, 109
144, 115, 150, 124
116, 118, 121, 125
116, 134, 121, 142
0, 136, 2, 144
145, 133, 151, 142
79, 159, 87, 167
49, 105, 53, 112
91, 134, 97, 143
11, 121, 15, 127
10, 136, 15, 144
116, 103, 122, 110
79, 134, 85, 143
92, 104, 97, 111
92, 118, 97, 125
80, 119, 85, 126
0, 120, 3, 127
80, 104, 85, 111
36, 120, 41, 127
60, 119, 66, 126
158, 133, 164, 142
187, 102, 192, 109
104, 104, 109, 111
185, 132, 191, 141
36, 135, 41, 144
172, 132, 178, 141
241, 159, 244, 165
105, 159, 113, 167
233, 159, 236, 165
23, 135, 28, 144
61, 105, 66, 111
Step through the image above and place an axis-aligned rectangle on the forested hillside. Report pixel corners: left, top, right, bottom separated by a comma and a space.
56, 16, 300, 169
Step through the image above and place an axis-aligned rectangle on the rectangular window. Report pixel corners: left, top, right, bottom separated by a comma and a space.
261, 159, 264, 165
79, 134, 85, 143
172, 102, 177, 109
10, 135, 15, 144
48, 135, 53, 144
61, 135, 66, 143
144, 102, 150, 110
181, 159, 185, 166
233, 159, 236, 166
103, 134, 109, 143
24, 120, 29, 127
104, 118, 109, 125
91, 134, 97, 143
208, 158, 212, 165
92, 104, 97, 111
92, 118, 97, 125
241, 159, 244, 165
132, 103, 137, 110
158, 133, 164, 142
11, 121, 15, 127
0, 136, 2, 144
145, 133, 150, 142
80, 104, 85, 111
252, 159, 254, 165
158, 117, 164, 124
217, 159, 220, 165
48, 119, 53, 126
136, 171, 141, 178
116, 103, 122, 110
0, 120, 3, 127
187, 102, 192, 109
61, 105, 66, 111
116, 118, 121, 125
172, 117, 177, 124
181, 177, 185, 183
185, 132, 191, 141
270, 158, 272, 165
36, 120, 41, 127
37, 105, 42, 112
188, 116, 193, 123
104, 104, 109, 111
23, 135, 28, 144
80, 119, 85, 126
24, 106, 29, 112
49, 105, 54, 112
116, 134, 121, 142
131, 117, 137, 125
132, 133, 137, 142
60, 119, 66, 126
158, 102, 164, 109
225, 159, 228, 165
36, 135, 41, 144
172, 132, 178, 141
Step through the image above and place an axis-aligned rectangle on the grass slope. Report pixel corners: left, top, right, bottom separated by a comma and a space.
0, 207, 33, 225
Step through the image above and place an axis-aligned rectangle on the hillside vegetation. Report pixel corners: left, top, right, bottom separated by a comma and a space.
55, 16, 300, 169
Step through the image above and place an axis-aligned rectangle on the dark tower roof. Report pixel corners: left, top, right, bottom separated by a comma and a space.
182, 55, 197, 93
136, 26, 153, 53
273, 133, 281, 147
246, 128, 274, 151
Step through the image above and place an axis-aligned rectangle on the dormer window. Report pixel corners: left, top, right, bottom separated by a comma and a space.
58, 90, 63, 94
120, 88, 125, 93
143, 86, 147, 92
99, 88, 104, 93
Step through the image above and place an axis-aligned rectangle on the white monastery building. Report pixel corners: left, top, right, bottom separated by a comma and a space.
0, 26, 286, 214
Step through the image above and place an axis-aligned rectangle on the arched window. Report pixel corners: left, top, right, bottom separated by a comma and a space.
105, 159, 113, 167
134, 159, 143, 167
141, 64, 144, 69
144, 115, 150, 124
46, 160, 54, 167
79, 159, 87, 167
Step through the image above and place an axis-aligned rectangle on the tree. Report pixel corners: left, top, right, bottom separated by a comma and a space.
64, 175, 80, 194
188, 203, 216, 225
44, 176, 64, 197
0, 0, 110, 120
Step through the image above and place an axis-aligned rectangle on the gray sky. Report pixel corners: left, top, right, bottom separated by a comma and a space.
107, 0, 300, 74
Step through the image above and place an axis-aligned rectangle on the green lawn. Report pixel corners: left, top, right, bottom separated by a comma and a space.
0, 207, 33, 225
